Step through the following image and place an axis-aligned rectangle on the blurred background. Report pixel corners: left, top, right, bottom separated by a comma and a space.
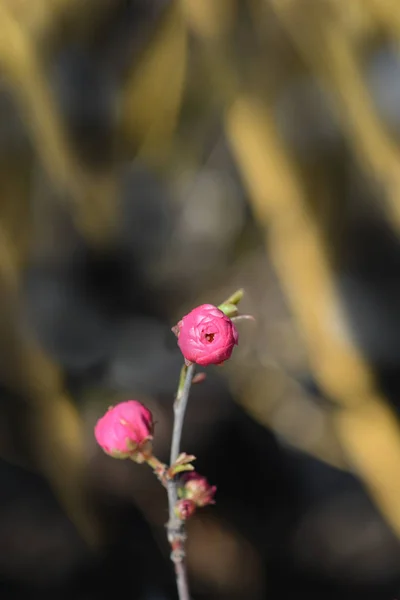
3, 0, 400, 598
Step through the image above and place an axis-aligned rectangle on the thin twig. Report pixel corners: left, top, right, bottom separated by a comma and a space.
167, 363, 195, 600
171, 364, 196, 465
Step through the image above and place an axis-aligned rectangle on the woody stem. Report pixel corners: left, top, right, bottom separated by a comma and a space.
171, 364, 196, 465
167, 363, 196, 600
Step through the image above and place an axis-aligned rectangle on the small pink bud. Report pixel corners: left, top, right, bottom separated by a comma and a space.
175, 304, 238, 366
192, 372, 207, 384
94, 400, 153, 463
181, 472, 216, 507
174, 499, 196, 520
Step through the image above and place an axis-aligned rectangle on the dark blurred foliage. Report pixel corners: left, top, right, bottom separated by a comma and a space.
2, 1, 400, 599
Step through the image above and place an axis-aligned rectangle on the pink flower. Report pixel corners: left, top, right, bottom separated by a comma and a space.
94, 400, 153, 462
175, 304, 238, 366
174, 499, 196, 520
181, 472, 216, 507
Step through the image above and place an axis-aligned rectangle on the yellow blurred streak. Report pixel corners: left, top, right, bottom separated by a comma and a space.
269, 0, 400, 232
225, 93, 400, 539
1, 0, 115, 40
334, 400, 400, 537
0, 3, 117, 245
225, 97, 373, 406
181, 0, 237, 40
181, 0, 346, 470
367, 0, 400, 38
334, 0, 376, 41
120, 2, 187, 166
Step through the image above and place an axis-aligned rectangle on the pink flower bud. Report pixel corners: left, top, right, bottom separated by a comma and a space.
94, 400, 153, 463
175, 304, 238, 366
182, 472, 216, 507
174, 499, 196, 520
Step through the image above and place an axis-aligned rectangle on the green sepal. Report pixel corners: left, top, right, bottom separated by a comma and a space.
170, 463, 195, 476
218, 302, 239, 318
220, 288, 244, 307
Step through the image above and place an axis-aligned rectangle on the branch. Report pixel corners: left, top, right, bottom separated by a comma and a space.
167, 363, 195, 600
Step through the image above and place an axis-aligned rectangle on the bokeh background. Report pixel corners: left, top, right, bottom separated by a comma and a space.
2, 0, 400, 598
